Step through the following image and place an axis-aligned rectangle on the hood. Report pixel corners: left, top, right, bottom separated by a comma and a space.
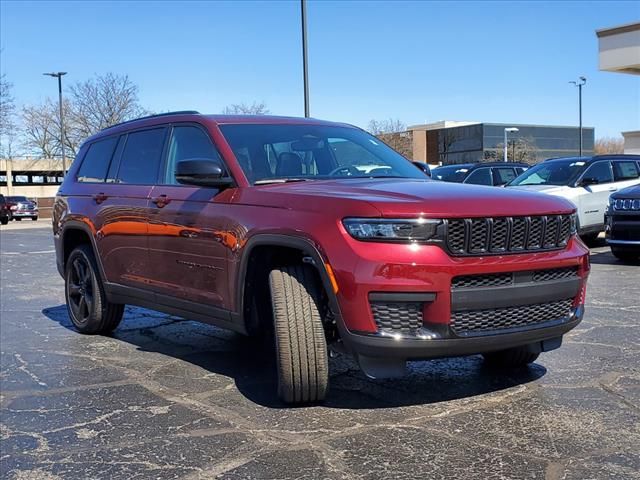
611, 184, 640, 199
239, 178, 576, 217
507, 184, 572, 196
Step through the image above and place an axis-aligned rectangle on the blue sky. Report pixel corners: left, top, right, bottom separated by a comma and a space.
1, 0, 638, 137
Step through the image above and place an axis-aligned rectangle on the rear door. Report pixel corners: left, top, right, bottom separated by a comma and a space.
463, 167, 493, 186
90, 127, 168, 289
577, 160, 614, 229
492, 167, 518, 186
612, 159, 640, 192
146, 124, 234, 310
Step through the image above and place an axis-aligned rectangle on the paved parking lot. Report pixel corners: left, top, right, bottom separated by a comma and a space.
1, 221, 639, 479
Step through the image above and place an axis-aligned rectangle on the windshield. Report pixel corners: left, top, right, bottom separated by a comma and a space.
219, 124, 426, 184
432, 165, 470, 182
508, 159, 586, 186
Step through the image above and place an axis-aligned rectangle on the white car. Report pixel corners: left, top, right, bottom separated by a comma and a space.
508, 155, 640, 243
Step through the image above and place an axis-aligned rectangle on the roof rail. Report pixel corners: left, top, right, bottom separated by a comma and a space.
103, 110, 201, 131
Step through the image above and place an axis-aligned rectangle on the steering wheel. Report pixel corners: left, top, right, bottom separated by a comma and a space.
329, 165, 360, 177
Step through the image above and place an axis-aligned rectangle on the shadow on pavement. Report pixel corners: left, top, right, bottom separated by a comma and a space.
43, 304, 546, 409
589, 248, 640, 265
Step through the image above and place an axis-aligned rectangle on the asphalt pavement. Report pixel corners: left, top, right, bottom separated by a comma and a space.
1, 221, 639, 479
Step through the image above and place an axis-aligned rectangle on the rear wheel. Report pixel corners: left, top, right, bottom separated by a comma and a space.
483, 345, 540, 368
0, 217, 7, 225
65, 245, 124, 334
31, 216, 38, 221
579, 232, 599, 246
269, 264, 329, 404
611, 247, 640, 262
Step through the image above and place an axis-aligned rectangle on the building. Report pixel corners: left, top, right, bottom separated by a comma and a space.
596, 22, 640, 154
408, 122, 594, 165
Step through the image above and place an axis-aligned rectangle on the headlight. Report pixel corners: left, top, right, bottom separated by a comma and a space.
342, 218, 444, 243
570, 213, 577, 234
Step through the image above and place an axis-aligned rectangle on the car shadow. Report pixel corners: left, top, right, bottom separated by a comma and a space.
589, 247, 640, 265
43, 304, 546, 409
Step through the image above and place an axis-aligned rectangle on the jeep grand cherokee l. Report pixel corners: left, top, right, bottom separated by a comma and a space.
53, 111, 590, 404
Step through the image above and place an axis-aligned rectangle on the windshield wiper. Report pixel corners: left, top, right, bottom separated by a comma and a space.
254, 178, 315, 185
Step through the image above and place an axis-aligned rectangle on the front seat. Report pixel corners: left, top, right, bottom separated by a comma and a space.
276, 152, 304, 177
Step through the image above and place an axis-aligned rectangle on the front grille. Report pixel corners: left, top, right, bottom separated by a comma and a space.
451, 299, 573, 335
613, 198, 640, 211
532, 267, 579, 282
452, 273, 513, 289
371, 302, 422, 334
446, 215, 573, 256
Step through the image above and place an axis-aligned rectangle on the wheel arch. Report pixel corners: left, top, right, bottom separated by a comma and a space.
60, 221, 107, 282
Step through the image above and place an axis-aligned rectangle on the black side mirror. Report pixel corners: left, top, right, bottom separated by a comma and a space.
579, 177, 599, 187
175, 159, 233, 188
412, 161, 431, 177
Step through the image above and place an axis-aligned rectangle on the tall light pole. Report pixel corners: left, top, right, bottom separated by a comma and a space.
570, 76, 586, 157
43, 72, 68, 175
301, 0, 309, 117
504, 127, 519, 162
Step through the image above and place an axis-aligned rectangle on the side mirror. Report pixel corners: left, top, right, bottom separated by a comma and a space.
412, 161, 431, 177
175, 159, 233, 188
579, 177, 599, 187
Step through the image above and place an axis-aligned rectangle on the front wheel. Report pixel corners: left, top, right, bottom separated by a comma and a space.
0, 217, 7, 225
269, 265, 329, 404
14, 217, 21, 222
31, 216, 38, 221
65, 245, 124, 334
483, 345, 540, 368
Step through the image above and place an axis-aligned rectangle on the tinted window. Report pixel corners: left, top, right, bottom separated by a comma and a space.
509, 159, 586, 186
465, 168, 493, 185
77, 137, 119, 183
219, 124, 423, 184
117, 128, 166, 184
432, 165, 471, 182
612, 161, 639, 181
582, 161, 613, 184
164, 126, 223, 184
493, 167, 517, 185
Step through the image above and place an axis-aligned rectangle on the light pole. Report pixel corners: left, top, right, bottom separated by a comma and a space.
570, 76, 586, 157
43, 72, 68, 175
301, 0, 309, 117
504, 127, 519, 162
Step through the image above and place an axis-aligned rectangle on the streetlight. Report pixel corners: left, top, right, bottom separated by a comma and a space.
570, 76, 586, 156
301, 0, 309, 117
43, 72, 68, 175
504, 127, 519, 162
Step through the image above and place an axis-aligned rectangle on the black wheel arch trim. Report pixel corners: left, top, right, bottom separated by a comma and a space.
235, 233, 344, 327
58, 220, 107, 282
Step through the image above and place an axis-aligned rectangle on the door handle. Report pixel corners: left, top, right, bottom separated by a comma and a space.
92, 193, 108, 204
152, 195, 171, 208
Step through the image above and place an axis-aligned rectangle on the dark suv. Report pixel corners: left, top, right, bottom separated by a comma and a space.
0, 194, 10, 225
432, 162, 529, 186
53, 112, 590, 404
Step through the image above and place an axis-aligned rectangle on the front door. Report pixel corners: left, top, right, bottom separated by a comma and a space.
578, 160, 614, 229
146, 124, 234, 310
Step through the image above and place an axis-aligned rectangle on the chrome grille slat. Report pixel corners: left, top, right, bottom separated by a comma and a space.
446, 215, 572, 256
451, 299, 574, 335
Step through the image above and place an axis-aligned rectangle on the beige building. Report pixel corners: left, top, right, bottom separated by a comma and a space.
1, 158, 64, 216
596, 22, 640, 153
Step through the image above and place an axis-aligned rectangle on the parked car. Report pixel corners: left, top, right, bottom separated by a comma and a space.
0, 194, 11, 225
605, 184, 640, 261
507, 155, 640, 243
53, 111, 590, 404
432, 162, 529, 186
5, 196, 39, 221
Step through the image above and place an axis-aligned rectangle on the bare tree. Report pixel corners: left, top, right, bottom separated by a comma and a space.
595, 136, 624, 155
21, 101, 60, 159
0, 73, 19, 159
366, 118, 412, 158
490, 137, 539, 164
367, 118, 406, 135
222, 101, 270, 115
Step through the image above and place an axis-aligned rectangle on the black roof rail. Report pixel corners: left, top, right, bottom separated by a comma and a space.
102, 110, 201, 131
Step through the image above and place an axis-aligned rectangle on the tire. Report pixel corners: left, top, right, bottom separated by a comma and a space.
65, 244, 124, 334
269, 264, 329, 404
0, 217, 7, 225
483, 345, 540, 368
579, 232, 599, 246
14, 217, 21, 221
611, 247, 640, 262
31, 216, 38, 221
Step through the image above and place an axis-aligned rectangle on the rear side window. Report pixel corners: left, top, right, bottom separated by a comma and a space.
117, 128, 167, 184
582, 161, 613, 184
77, 137, 119, 183
465, 168, 492, 186
164, 126, 223, 184
612, 161, 639, 181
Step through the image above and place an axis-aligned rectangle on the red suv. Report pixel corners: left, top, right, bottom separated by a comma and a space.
53, 112, 590, 404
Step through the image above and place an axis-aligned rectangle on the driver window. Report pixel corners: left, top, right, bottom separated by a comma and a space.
581, 161, 613, 185
465, 168, 493, 186
164, 126, 223, 184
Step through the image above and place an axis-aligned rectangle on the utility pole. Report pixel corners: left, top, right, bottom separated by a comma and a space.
43, 72, 68, 175
301, 0, 309, 117
570, 77, 586, 156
